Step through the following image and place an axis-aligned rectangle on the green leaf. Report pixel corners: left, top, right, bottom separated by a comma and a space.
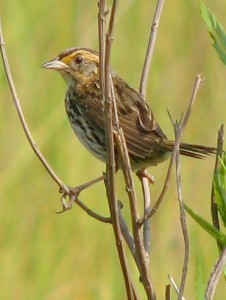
195, 256, 205, 300
184, 204, 226, 246
200, 1, 226, 64
214, 155, 226, 227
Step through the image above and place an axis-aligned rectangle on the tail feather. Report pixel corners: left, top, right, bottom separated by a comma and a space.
162, 140, 216, 159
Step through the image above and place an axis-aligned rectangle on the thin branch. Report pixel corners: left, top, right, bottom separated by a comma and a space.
142, 178, 151, 255
136, 0, 165, 266
165, 285, 171, 300
117, 201, 140, 268
114, 129, 156, 299
136, 171, 151, 255
205, 248, 226, 300
73, 196, 111, 222
211, 124, 224, 252
98, 0, 106, 91
0, 20, 69, 195
118, 201, 155, 300
59, 192, 111, 223
171, 119, 189, 300
0, 17, 114, 220
98, 2, 137, 299
167, 274, 186, 300
143, 74, 204, 221
139, 0, 165, 97
59, 175, 105, 210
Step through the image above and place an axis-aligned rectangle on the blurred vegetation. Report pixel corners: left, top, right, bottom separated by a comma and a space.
0, 0, 226, 299
200, 0, 226, 65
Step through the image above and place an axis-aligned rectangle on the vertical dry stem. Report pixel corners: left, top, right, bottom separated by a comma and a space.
173, 123, 189, 300
98, 1, 137, 299
115, 130, 156, 299
138, 0, 165, 264
139, 0, 165, 97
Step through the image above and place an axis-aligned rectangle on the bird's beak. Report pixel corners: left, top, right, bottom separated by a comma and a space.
42, 58, 68, 70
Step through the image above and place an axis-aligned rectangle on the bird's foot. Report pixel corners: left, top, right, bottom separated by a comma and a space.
57, 175, 105, 213
136, 168, 155, 184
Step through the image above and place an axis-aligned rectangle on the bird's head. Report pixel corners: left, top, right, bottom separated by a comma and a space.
42, 48, 100, 86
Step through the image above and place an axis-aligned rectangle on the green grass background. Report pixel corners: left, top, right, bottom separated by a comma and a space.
1, 1, 226, 299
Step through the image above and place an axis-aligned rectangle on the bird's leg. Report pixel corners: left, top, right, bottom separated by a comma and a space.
59, 175, 105, 212
136, 168, 155, 184
136, 168, 154, 255
68, 175, 105, 196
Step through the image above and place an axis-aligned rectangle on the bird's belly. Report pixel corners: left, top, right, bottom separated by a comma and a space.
130, 151, 171, 170
71, 117, 106, 161
65, 101, 106, 162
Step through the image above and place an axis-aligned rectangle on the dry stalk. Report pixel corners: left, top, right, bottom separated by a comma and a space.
143, 75, 204, 221
98, 1, 137, 299
205, 248, 226, 300
139, 0, 165, 97
0, 18, 110, 223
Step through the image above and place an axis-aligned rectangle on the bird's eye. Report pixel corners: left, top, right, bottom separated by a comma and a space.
74, 56, 83, 64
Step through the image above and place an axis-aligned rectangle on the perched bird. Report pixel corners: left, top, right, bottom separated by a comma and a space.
42, 48, 215, 171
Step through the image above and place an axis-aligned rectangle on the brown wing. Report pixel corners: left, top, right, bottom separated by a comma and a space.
77, 75, 167, 158
113, 76, 167, 158
118, 111, 164, 158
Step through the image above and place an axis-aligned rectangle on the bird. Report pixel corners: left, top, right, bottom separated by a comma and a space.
42, 47, 216, 173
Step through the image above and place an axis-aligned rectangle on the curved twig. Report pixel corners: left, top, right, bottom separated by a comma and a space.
0, 21, 69, 195
143, 74, 204, 222
205, 248, 226, 300
58, 192, 111, 223
0, 19, 109, 220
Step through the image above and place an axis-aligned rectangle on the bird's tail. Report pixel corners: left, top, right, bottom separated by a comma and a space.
161, 140, 216, 159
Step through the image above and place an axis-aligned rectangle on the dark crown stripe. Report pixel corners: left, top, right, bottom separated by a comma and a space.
58, 47, 99, 59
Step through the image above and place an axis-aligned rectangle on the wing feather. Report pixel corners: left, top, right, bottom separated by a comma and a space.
75, 75, 166, 159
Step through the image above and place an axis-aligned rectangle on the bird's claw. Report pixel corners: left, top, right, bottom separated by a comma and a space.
57, 186, 82, 213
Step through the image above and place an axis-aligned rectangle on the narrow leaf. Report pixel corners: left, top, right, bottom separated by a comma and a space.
184, 204, 226, 246
214, 155, 226, 227
200, 1, 226, 64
